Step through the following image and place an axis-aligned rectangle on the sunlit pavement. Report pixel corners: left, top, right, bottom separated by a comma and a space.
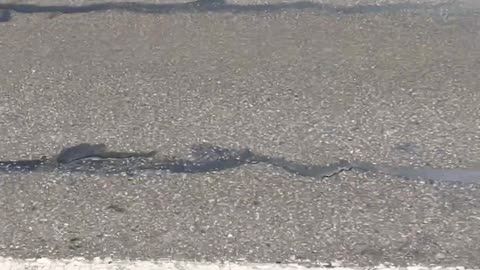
0, 0, 479, 269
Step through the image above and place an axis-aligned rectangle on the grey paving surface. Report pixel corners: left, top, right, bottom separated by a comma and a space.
1, 0, 480, 268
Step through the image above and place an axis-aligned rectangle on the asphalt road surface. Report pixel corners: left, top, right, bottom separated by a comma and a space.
0, 0, 480, 268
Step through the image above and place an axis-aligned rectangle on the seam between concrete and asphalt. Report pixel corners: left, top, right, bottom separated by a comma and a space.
0, 257, 477, 270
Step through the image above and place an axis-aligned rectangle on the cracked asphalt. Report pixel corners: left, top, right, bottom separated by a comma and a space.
0, 0, 480, 268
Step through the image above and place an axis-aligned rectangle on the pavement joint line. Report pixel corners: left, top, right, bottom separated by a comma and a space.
0, 257, 477, 270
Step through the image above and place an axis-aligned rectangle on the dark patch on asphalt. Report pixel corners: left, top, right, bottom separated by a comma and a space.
68, 237, 82, 250
106, 204, 127, 213
56, 143, 157, 164
0, 142, 353, 178
2, 142, 480, 185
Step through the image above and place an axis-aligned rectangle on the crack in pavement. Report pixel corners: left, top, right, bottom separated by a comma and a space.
1, 142, 479, 185
0, 0, 461, 23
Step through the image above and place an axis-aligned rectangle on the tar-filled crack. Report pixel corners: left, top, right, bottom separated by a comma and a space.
1, 143, 479, 185
0, 1, 460, 23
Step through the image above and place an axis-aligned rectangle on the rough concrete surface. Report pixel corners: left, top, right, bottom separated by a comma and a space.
0, 257, 475, 270
0, 0, 480, 268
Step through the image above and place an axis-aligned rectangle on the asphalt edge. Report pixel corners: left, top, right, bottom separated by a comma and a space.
0, 257, 477, 270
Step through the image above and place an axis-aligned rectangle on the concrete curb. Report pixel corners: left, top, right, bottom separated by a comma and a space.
0, 257, 477, 270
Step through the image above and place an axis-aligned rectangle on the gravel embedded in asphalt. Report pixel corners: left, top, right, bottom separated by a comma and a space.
1, 0, 480, 267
